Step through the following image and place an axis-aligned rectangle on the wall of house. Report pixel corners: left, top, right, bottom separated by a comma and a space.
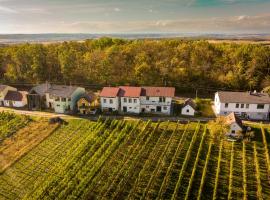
229, 122, 243, 134
214, 93, 270, 120
181, 105, 195, 116
140, 96, 172, 115
53, 98, 72, 113
4, 100, 26, 108
120, 97, 140, 114
100, 97, 119, 111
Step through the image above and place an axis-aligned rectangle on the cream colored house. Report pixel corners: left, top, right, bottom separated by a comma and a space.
0, 85, 17, 106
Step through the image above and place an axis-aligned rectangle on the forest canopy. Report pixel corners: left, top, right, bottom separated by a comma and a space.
0, 38, 269, 92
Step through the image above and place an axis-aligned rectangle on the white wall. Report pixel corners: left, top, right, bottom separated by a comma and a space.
120, 97, 140, 114
140, 96, 172, 115
181, 105, 195, 116
4, 100, 26, 108
214, 93, 270, 120
100, 97, 119, 111
229, 122, 243, 134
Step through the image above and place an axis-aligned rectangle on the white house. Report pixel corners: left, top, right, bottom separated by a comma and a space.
225, 112, 243, 135
0, 85, 17, 106
99, 86, 175, 115
181, 98, 196, 116
140, 87, 175, 115
100, 87, 120, 112
28, 83, 85, 114
4, 91, 28, 108
119, 86, 141, 114
214, 91, 270, 120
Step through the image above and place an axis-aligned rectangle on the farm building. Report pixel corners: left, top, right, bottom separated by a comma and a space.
28, 83, 86, 114
181, 98, 196, 116
4, 91, 28, 108
99, 86, 175, 115
224, 112, 244, 135
214, 91, 270, 120
0, 85, 17, 106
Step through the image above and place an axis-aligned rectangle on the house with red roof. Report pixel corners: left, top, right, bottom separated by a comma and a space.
99, 86, 175, 115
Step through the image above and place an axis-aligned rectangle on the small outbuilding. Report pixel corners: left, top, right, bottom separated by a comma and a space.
4, 91, 28, 108
181, 98, 196, 116
225, 112, 244, 135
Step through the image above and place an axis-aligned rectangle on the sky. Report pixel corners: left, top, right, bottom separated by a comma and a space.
0, 0, 270, 34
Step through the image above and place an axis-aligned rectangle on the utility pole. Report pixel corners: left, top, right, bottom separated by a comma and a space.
195, 89, 198, 99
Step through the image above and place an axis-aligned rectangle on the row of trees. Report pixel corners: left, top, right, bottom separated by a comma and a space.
0, 38, 269, 91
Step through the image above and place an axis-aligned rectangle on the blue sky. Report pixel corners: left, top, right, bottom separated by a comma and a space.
0, 0, 270, 33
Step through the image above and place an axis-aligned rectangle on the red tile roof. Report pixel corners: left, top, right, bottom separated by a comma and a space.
100, 87, 120, 97
142, 87, 175, 97
119, 86, 142, 97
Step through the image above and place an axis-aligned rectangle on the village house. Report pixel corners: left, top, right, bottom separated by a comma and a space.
77, 93, 96, 115
214, 91, 270, 120
224, 112, 244, 135
27, 83, 85, 114
181, 98, 196, 116
4, 91, 28, 108
0, 85, 17, 106
99, 86, 175, 115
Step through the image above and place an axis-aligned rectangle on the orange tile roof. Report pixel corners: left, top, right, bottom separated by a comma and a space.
100, 87, 120, 97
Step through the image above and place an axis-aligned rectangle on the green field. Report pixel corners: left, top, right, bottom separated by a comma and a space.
0, 113, 270, 200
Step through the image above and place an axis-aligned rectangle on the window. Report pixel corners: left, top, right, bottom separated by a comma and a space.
225, 103, 228, 108
163, 106, 167, 110
241, 104, 244, 108
67, 98, 71, 101
232, 130, 235, 134
236, 103, 239, 108
129, 98, 132, 103
146, 96, 149, 100
146, 106, 149, 108
109, 99, 113, 104
62, 98, 66, 102
129, 107, 132, 109
257, 104, 264, 109
55, 97, 60, 101
159, 97, 165, 102
186, 109, 189, 113
134, 99, 137, 103
246, 104, 249, 109
124, 98, 127, 103
103, 99, 107, 103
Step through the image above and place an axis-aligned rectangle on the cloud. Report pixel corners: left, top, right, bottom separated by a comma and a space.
114, 7, 121, 12
0, 5, 17, 13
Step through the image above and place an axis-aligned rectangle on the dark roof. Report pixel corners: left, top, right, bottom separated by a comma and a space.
183, 98, 196, 109
225, 112, 243, 128
217, 91, 270, 104
119, 86, 142, 97
31, 83, 80, 98
77, 93, 92, 102
100, 87, 120, 97
141, 87, 175, 97
4, 91, 27, 101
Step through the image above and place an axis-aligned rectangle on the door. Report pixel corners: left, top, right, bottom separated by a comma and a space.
123, 106, 127, 112
157, 106, 161, 112
9, 101, 13, 107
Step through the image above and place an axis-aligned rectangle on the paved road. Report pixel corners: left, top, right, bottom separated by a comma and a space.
0, 107, 215, 122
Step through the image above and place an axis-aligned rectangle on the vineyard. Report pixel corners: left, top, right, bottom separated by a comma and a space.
0, 116, 270, 200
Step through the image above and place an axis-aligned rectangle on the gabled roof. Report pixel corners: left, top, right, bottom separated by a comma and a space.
119, 86, 141, 98
217, 91, 270, 104
100, 87, 120, 97
4, 91, 28, 101
183, 98, 196, 110
30, 83, 80, 98
0, 85, 15, 92
141, 87, 175, 97
225, 112, 243, 128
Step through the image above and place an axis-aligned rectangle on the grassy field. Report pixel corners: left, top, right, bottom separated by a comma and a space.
0, 114, 270, 200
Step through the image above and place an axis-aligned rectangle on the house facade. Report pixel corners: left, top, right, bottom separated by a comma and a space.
181, 98, 196, 116
214, 91, 270, 120
28, 83, 85, 114
4, 91, 28, 108
0, 85, 17, 106
225, 112, 243, 135
99, 86, 175, 115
